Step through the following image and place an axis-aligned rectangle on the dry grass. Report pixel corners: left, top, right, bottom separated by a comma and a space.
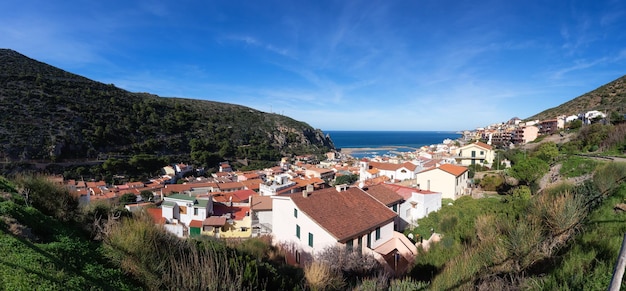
103, 215, 253, 290
304, 261, 344, 290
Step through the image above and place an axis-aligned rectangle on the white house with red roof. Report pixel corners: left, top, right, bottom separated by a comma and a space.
457, 141, 494, 166
271, 186, 418, 274
161, 193, 213, 237
359, 160, 420, 183
380, 184, 442, 229
415, 164, 469, 200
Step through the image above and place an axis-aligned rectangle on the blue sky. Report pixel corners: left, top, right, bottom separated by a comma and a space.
2, 1, 626, 131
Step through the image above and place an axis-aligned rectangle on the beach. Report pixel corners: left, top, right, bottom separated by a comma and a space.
338, 147, 398, 155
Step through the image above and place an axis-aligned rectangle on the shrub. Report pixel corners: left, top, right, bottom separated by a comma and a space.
316, 245, 383, 279
304, 261, 344, 290
14, 175, 78, 222
479, 174, 504, 191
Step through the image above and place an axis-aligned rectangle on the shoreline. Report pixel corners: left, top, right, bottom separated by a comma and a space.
338, 146, 418, 155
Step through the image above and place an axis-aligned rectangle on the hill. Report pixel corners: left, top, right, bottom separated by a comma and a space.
528, 74, 626, 121
0, 49, 333, 168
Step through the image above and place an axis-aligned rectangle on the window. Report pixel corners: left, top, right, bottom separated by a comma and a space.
471, 150, 476, 157
346, 239, 353, 251
367, 233, 371, 248
308, 233, 314, 247
480, 151, 484, 155
375, 227, 381, 240
392, 204, 397, 212
193, 207, 198, 216
295, 251, 301, 264
294, 208, 298, 218
296, 224, 300, 239
357, 237, 362, 250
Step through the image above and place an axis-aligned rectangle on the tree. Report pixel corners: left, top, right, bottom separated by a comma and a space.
333, 174, 358, 186
507, 157, 549, 187
119, 193, 137, 205
140, 190, 154, 202
532, 141, 559, 163
568, 119, 582, 129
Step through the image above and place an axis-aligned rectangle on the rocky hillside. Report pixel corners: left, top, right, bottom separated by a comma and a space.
529, 74, 626, 121
0, 49, 334, 165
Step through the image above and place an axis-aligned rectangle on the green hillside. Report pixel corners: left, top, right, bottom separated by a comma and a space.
529, 74, 626, 121
0, 49, 333, 170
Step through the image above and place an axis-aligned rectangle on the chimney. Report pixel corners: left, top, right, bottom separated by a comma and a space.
335, 184, 347, 192
302, 190, 308, 198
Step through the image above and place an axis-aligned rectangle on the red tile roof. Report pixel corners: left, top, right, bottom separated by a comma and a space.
474, 141, 493, 150
369, 161, 417, 172
147, 208, 165, 224
363, 184, 403, 206
290, 187, 396, 242
203, 216, 227, 226
381, 184, 439, 200
212, 203, 250, 220
189, 220, 203, 228
438, 164, 468, 177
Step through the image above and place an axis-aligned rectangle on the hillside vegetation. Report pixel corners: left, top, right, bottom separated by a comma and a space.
529, 74, 626, 121
0, 49, 333, 173
406, 124, 626, 289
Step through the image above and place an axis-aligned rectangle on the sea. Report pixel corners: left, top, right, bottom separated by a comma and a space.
325, 131, 461, 159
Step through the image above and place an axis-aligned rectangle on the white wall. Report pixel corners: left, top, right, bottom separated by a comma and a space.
271, 196, 338, 257
257, 210, 272, 225
398, 192, 442, 227
416, 170, 456, 200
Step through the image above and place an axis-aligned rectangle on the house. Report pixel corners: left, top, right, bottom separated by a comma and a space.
360, 160, 420, 182
219, 162, 232, 172
304, 166, 336, 183
212, 201, 252, 238
362, 184, 404, 230
162, 166, 176, 176
251, 195, 273, 236
259, 174, 297, 196
381, 184, 442, 229
415, 164, 469, 200
457, 141, 494, 166
271, 186, 418, 274
161, 194, 213, 237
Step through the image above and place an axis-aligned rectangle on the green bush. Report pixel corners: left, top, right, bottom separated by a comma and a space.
14, 175, 78, 222
479, 174, 504, 191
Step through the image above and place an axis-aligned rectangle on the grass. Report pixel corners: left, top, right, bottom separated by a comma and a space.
559, 155, 601, 178
0, 199, 140, 290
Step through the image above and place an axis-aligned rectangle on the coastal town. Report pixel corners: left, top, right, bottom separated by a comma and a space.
51, 109, 605, 275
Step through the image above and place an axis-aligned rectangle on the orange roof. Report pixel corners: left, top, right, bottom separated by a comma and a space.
421, 164, 467, 177
439, 164, 468, 176
147, 208, 165, 224
217, 182, 244, 190
212, 203, 250, 220
162, 184, 194, 195
240, 179, 263, 191
189, 220, 203, 228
